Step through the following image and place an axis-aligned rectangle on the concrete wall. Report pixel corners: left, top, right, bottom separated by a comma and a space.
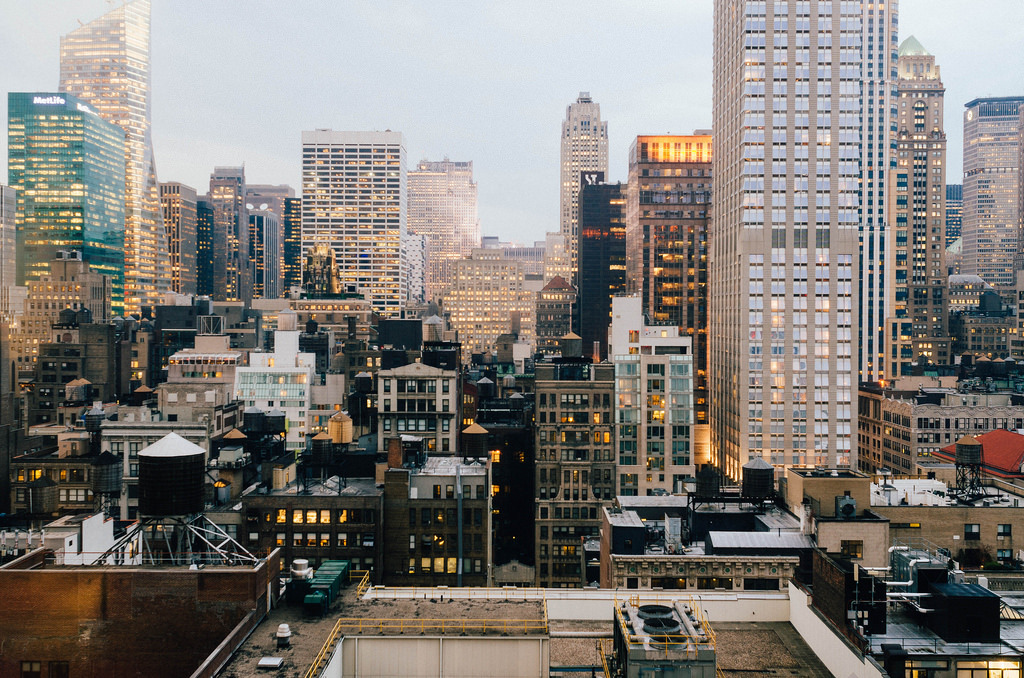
327, 636, 549, 678
816, 518, 890, 568
787, 582, 886, 678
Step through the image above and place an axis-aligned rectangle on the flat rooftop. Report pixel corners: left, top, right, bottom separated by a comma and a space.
416, 455, 489, 477
248, 476, 381, 498
871, 478, 1024, 508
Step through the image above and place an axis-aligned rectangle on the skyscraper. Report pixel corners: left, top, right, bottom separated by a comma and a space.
249, 209, 281, 299
711, 0, 864, 478
945, 184, 962, 247
857, 1, 900, 382
7, 93, 125, 313
407, 159, 479, 300
884, 37, 950, 377
282, 197, 302, 295
159, 182, 198, 296
560, 93, 608, 276
576, 182, 626, 361
196, 199, 214, 297
301, 130, 406, 315
0, 185, 15, 319
209, 167, 251, 302
961, 97, 1024, 289
60, 0, 171, 314
625, 134, 711, 453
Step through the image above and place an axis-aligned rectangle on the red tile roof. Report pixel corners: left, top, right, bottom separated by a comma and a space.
935, 429, 1024, 477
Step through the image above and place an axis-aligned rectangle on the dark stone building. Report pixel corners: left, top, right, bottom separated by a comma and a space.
576, 182, 625, 361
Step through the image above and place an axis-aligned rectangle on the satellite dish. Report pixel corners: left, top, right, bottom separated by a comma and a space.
260, 203, 269, 211
245, 203, 254, 210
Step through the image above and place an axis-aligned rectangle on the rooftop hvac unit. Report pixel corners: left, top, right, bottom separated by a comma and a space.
835, 495, 857, 519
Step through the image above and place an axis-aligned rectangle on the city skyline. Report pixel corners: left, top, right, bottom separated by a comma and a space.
1, 1, 1021, 243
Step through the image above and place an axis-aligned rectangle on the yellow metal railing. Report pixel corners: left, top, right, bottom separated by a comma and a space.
352, 569, 371, 597
363, 585, 548, 601
304, 617, 344, 678
321, 617, 548, 635
597, 638, 614, 678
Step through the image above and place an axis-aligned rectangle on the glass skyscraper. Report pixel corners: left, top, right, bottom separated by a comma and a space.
60, 0, 171, 314
7, 92, 125, 313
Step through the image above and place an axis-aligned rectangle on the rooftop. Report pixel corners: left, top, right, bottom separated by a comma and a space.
871, 477, 1024, 508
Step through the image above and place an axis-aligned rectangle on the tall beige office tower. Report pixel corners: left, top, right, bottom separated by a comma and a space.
560, 93, 608, 276
301, 130, 406, 315
159, 182, 198, 297
711, 0, 867, 478
884, 37, 950, 378
407, 159, 479, 300
60, 0, 171, 314
961, 97, 1024, 290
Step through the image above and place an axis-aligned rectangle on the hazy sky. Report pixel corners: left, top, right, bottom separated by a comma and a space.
2, 1, 1023, 243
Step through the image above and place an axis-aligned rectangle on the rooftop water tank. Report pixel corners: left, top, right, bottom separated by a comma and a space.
742, 457, 775, 499
91, 451, 122, 496
955, 435, 983, 465
695, 466, 720, 499
138, 433, 205, 517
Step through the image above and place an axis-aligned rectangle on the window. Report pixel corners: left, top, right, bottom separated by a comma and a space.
433, 485, 441, 498
697, 577, 733, 590
20, 662, 41, 678
998, 524, 1012, 538
338, 533, 348, 547
840, 540, 863, 559
965, 524, 980, 541
275, 533, 285, 546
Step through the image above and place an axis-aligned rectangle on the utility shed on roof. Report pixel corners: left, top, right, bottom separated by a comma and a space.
705, 531, 814, 556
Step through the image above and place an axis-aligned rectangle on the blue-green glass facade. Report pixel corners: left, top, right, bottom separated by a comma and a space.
8, 92, 126, 313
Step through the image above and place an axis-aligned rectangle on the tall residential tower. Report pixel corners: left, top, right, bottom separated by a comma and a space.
60, 0, 171, 313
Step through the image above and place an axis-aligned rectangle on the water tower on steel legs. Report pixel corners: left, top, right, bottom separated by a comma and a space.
93, 433, 258, 566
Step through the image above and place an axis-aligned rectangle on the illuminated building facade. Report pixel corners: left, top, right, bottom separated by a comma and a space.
441, 249, 535, 360
7, 92, 125, 313
407, 159, 479, 300
209, 167, 251, 302
159, 182, 198, 296
962, 97, 1024, 289
560, 93, 608, 275
884, 37, 950, 378
711, 0, 864, 478
59, 0, 171, 314
12, 252, 112, 371
626, 134, 711, 449
301, 130, 406, 316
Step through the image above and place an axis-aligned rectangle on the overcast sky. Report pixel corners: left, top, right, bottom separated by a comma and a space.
2, 1, 1023, 243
